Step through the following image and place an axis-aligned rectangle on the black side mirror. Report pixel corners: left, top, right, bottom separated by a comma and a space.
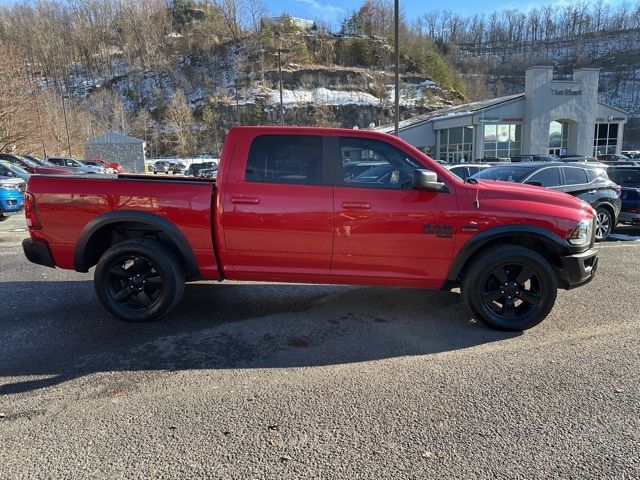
413, 169, 446, 192
525, 181, 543, 187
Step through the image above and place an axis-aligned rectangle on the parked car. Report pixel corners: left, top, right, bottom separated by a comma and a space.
597, 154, 630, 162
599, 160, 640, 167
153, 161, 172, 174
84, 160, 116, 174
0, 176, 25, 221
86, 157, 123, 174
447, 163, 492, 180
618, 188, 640, 226
621, 151, 640, 159
471, 162, 621, 241
510, 154, 557, 162
198, 166, 218, 179
606, 165, 640, 188
0, 153, 76, 175
23, 126, 599, 331
558, 155, 600, 163
0, 160, 31, 181
46, 157, 106, 174
172, 162, 188, 175
342, 161, 388, 179
187, 161, 216, 176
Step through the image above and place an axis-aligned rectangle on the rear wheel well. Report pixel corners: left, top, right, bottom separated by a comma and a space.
449, 235, 564, 289
80, 222, 189, 277
594, 202, 615, 219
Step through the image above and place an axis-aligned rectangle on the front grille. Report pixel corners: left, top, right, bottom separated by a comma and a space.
590, 216, 596, 248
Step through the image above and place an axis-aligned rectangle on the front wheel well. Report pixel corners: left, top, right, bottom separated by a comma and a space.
448, 235, 564, 289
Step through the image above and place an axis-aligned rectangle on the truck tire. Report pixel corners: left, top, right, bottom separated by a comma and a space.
461, 245, 558, 331
94, 239, 185, 322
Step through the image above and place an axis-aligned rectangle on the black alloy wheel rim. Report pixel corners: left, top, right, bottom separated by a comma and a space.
480, 263, 542, 321
106, 255, 164, 310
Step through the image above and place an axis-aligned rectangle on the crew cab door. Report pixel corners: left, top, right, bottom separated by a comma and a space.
220, 133, 334, 281
330, 136, 456, 288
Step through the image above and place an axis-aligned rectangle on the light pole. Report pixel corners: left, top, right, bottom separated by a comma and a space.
278, 47, 284, 125
393, 0, 400, 137
394, 0, 400, 136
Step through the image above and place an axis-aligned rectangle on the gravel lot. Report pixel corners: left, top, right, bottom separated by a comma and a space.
1, 214, 639, 479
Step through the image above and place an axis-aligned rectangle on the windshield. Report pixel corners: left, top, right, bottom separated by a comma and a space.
15, 156, 38, 167
37, 158, 57, 166
471, 166, 534, 183
0, 160, 30, 178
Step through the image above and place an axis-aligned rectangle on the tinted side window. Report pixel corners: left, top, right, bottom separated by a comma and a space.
527, 167, 561, 187
563, 167, 589, 185
246, 135, 323, 185
339, 137, 420, 189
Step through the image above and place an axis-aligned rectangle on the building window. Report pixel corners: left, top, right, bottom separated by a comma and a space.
548, 121, 568, 155
438, 126, 474, 163
593, 123, 618, 156
483, 124, 521, 159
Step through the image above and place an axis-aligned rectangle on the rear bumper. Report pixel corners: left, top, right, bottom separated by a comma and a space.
619, 212, 640, 224
22, 238, 56, 268
556, 248, 598, 289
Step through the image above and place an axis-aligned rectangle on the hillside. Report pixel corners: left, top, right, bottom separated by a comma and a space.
0, 1, 466, 157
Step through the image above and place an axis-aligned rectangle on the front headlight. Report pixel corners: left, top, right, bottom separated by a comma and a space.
567, 219, 593, 247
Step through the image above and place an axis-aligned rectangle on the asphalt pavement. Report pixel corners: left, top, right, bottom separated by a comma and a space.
1, 214, 639, 479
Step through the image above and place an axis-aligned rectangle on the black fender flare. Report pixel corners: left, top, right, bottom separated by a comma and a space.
74, 210, 200, 279
446, 224, 571, 282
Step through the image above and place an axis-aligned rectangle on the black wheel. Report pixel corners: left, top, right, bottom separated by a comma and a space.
462, 245, 558, 331
94, 240, 184, 322
594, 207, 613, 241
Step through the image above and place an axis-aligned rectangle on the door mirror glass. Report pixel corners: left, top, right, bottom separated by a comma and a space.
413, 169, 446, 191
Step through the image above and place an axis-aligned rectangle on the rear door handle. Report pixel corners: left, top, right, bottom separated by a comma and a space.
588, 190, 597, 194
231, 196, 260, 205
342, 201, 371, 209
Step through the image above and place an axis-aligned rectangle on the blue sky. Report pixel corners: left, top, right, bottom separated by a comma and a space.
266, 0, 624, 29
0, 0, 625, 28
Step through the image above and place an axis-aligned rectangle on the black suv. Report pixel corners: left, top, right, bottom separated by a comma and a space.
187, 162, 216, 176
472, 162, 621, 241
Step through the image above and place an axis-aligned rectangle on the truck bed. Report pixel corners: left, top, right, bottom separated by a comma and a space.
26, 174, 220, 279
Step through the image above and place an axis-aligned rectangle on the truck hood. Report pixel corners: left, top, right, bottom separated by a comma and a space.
476, 179, 594, 219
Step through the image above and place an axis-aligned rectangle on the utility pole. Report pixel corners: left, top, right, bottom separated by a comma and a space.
61, 93, 72, 157
394, 0, 400, 136
278, 47, 284, 126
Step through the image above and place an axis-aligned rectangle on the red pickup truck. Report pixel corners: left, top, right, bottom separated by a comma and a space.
22, 127, 598, 331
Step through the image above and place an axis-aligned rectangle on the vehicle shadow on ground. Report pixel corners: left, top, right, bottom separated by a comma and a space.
0, 281, 519, 395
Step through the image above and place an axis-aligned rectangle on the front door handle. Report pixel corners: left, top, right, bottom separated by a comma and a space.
588, 189, 597, 194
342, 201, 371, 209
231, 196, 260, 205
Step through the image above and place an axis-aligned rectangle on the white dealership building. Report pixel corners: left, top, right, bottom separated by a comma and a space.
379, 66, 628, 162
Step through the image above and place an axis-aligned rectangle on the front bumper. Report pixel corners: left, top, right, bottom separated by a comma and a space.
22, 238, 56, 268
556, 248, 598, 290
0, 197, 24, 215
